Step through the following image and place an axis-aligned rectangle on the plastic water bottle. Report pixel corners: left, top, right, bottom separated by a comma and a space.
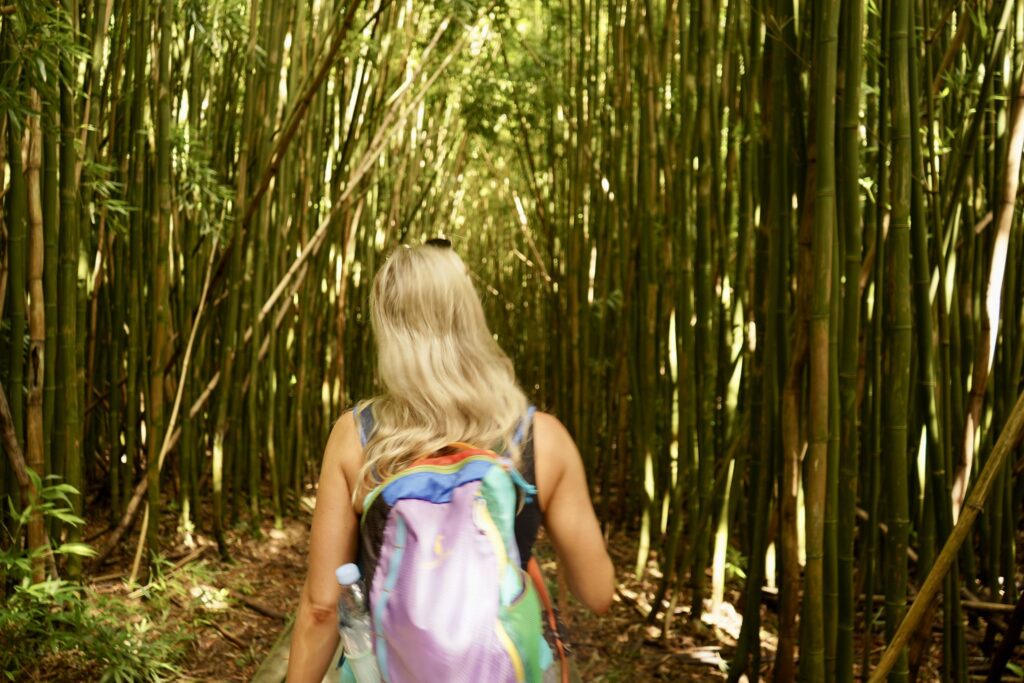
335, 563, 381, 683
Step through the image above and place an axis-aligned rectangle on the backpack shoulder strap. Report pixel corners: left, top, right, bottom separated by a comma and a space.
528, 556, 571, 683
353, 401, 375, 448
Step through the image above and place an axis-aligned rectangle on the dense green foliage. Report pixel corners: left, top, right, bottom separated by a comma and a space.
0, 476, 185, 681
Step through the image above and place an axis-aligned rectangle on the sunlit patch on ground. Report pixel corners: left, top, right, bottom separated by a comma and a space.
190, 583, 232, 610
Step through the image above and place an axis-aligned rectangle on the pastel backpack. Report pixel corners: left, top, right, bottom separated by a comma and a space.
345, 403, 555, 683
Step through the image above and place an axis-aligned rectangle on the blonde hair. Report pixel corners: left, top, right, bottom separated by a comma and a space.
355, 244, 528, 491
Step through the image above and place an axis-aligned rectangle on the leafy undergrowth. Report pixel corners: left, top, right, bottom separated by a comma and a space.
1, 476, 188, 682
79, 505, 310, 682
0, 575, 189, 682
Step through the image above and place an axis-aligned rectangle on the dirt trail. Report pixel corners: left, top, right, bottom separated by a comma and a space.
86, 503, 745, 681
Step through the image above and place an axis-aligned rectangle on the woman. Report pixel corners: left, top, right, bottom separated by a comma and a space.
287, 242, 614, 682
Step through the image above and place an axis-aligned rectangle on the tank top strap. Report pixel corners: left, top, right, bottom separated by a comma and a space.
353, 401, 375, 448
511, 405, 537, 452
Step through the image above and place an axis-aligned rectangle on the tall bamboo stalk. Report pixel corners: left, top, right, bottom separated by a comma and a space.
57, 0, 83, 580
882, 0, 913, 678
690, 0, 718, 620
145, 0, 173, 558
836, 0, 864, 679
6, 110, 27, 462
25, 90, 47, 583
803, 0, 841, 678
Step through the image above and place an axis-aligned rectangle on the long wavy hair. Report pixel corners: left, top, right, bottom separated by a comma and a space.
355, 243, 528, 491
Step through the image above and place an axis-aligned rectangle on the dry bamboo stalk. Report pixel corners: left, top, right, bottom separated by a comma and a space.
869, 389, 1024, 682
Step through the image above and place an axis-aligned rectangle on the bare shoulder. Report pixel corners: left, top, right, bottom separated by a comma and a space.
325, 411, 364, 494
531, 411, 579, 510
532, 411, 575, 458
326, 410, 361, 457
532, 410, 567, 435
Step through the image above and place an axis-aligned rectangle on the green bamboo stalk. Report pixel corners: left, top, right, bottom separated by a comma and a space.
690, 0, 718, 620
773, 0, 800, 673
211, 0, 263, 559
836, 0, 864, 679
121, 0, 147, 548
648, 0, 695, 630
42, 107, 58, 490
57, 0, 84, 579
108, 237, 126, 518
803, 0, 841, 678
861, 2, 889, 672
25, 91, 48, 583
826, 218, 841, 683
881, 0, 913, 678
632, 5, 661, 580
144, 0, 173, 558
906, 3, 957, 675
727, 3, 772, 676
711, 0, 742, 610
7, 117, 28, 456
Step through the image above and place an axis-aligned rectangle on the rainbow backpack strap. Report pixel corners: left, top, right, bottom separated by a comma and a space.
359, 443, 552, 683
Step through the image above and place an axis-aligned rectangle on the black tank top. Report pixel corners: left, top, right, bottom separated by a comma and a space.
513, 419, 542, 567
355, 405, 542, 570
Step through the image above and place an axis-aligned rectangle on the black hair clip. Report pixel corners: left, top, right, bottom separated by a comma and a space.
425, 236, 452, 248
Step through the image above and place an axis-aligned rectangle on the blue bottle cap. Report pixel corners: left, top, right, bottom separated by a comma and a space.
335, 563, 361, 586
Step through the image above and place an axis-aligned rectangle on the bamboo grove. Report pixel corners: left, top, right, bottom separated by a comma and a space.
0, 0, 1022, 681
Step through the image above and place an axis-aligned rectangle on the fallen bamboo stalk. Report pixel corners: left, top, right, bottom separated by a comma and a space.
233, 592, 288, 621
960, 600, 1016, 614
210, 621, 247, 650
869, 388, 1024, 682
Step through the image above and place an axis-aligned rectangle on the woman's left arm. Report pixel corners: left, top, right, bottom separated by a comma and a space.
287, 412, 362, 683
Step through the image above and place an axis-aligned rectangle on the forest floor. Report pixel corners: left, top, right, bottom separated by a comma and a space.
62, 501, 1021, 682
76, 501, 759, 682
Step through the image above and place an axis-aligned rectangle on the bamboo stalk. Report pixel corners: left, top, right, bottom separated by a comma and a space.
803, 0, 842, 678
773, 0, 801, 675
836, 0, 864, 679
690, 0, 718, 621
25, 90, 48, 583
6, 112, 28, 461
57, 0, 83, 578
880, 1, 914, 679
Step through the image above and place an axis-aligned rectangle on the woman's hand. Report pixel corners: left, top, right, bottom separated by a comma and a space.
286, 412, 362, 683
